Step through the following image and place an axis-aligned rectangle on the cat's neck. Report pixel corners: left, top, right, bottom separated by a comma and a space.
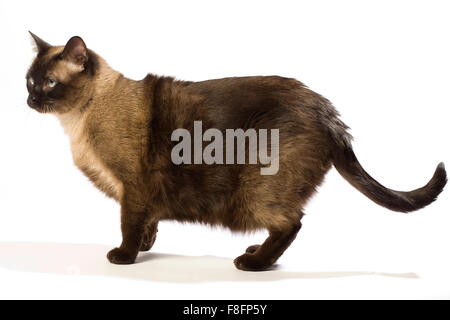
91, 55, 123, 97
55, 56, 122, 135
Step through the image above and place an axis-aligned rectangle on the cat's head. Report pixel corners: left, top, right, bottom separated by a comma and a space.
26, 32, 98, 114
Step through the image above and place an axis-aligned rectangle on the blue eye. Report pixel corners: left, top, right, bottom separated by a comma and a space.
47, 79, 57, 88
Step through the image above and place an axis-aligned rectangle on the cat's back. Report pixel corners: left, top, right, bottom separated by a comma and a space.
166, 76, 313, 130
188, 75, 302, 91
185, 75, 305, 109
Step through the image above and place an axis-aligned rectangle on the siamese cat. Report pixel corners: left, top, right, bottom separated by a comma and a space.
26, 33, 447, 271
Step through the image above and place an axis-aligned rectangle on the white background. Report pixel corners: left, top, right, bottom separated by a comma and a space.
0, 0, 449, 299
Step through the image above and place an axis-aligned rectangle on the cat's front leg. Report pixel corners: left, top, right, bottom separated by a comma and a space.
139, 220, 158, 252
107, 196, 148, 265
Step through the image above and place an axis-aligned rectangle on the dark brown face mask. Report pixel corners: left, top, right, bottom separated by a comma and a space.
26, 32, 93, 114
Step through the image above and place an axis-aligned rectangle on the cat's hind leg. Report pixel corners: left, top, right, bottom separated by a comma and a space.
234, 223, 301, 271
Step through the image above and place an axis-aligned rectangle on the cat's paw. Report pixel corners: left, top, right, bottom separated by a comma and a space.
139, 241, 152, 252
139, 233, 157, 252
245, 244, 261, 254
233, 253, 272, 271
107, 248, 137, 265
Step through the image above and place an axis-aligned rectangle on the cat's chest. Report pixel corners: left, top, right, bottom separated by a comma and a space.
57, 112, 124, 202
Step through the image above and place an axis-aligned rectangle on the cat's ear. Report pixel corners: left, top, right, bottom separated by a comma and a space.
61, 36, 88, 66
29, 31, 51, 54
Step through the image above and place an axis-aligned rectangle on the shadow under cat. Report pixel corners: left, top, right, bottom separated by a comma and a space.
0, 242, 418, 283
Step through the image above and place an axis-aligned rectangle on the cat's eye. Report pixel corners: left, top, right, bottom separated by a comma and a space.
28, 77, 34, 86
47, 79, 57, 88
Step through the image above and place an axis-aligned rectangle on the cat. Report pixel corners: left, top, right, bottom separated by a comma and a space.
26, 32, 447, 271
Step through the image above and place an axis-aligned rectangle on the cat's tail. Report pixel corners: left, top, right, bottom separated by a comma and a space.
332, 145, 447, 213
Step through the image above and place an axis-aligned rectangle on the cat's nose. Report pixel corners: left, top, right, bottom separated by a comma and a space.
27, 94, 39, 107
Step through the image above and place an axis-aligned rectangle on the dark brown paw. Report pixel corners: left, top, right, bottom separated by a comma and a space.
245, 244, 261, 254
139, 233, 157, 252
139, 242, 152, 252
107, 248, 137, 265
234, 253, 272, 271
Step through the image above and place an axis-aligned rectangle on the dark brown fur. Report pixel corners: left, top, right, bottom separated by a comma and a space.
26, 34, 447, 271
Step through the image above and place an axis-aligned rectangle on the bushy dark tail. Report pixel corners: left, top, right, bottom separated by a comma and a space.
333, 146, 447, 213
